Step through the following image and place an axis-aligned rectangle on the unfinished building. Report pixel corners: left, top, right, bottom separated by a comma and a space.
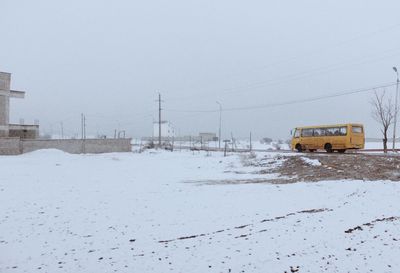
0, 71, 39, 139
0, 71, 131, 155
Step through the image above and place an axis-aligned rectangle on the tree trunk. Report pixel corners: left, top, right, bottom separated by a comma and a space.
383, 130, 388, 153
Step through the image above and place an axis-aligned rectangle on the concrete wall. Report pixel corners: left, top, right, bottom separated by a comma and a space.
0, 138, 21, 155
21, 138, 132, 154
9, 124, 39, 139
0, 72, 11, 137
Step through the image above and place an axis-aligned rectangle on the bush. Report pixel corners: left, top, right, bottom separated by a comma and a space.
260, 137, 273, 144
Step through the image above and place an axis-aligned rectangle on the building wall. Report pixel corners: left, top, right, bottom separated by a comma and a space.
0, 138, 21, 155
0, 96, 9, 126
0, 126, 8, 138
199, 133, 217, 142
21, 139, 132, 154
9, 129, 38, 139
8, 124, 39, 139
0, 72, 11, 137
153, 121, 175, 138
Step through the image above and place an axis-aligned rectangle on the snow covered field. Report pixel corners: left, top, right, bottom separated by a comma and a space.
1, 150, 399, 272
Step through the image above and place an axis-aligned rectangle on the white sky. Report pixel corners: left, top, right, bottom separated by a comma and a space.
1, 0, 400, 140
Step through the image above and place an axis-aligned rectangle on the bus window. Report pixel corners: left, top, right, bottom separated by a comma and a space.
301, 128, 313, 137
352, 126, 363, 133
314, 128, 326, 136
294, 129, 301, 138
339, 127, 347, 136
326, 128, 335, 136
334, 128, 340, 136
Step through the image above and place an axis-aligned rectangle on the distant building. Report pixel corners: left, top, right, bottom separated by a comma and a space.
0, 71, 39, 139
153, 121, 175, 138
199, 132, 217, 142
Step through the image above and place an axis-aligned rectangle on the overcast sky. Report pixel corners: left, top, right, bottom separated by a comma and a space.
1, 0, 400, 140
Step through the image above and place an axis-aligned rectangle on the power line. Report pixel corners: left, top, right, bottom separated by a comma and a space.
166, 22, 400, 102
85, 110, 154, 120
224, 82, 397, 112
240, 22, 400, 75
219, 48, 400, 95
167, 47, 400, 103
165, 82, 397, 113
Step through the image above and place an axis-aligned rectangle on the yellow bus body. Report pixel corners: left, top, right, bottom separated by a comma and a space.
291, 123, 365, 153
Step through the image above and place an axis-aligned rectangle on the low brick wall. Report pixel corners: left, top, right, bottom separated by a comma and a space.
21, 138, 132, 154
0, 137, 21, 155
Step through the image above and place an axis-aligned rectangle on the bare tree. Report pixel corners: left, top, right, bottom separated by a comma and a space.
371, 90, 395, 153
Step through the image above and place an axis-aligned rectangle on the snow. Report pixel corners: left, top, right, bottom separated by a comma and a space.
301, 157, 322, 166
1, 150, 399, 272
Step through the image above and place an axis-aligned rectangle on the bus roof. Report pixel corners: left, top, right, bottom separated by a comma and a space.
295, 123, 364, 129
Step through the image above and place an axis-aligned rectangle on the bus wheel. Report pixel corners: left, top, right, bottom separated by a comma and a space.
338, 149, 346, 153
295, 144, 303, 152
324, 143, 333, 153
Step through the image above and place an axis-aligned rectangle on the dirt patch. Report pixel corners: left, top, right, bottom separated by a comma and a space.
187, 177, 298, 186
157, 207, 331, 244
274, 153, 400, 182
189, 153, 400, 186
344, 216, 400, 234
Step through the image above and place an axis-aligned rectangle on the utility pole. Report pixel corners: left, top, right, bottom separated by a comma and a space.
152, 117, 154, 143
393, 67, 399, 152
250, 132, 252, 152
81, 113, 84, 139
157, 93, 162, 148
216, 101, 222, 150
231, 132, 234, 151
224, 141, 228, 157
81, 113, 86, 153
60, 122, 64, 139
83, 115, 86, 139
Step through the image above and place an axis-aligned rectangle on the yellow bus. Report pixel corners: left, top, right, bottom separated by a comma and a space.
291, 123, 365, 153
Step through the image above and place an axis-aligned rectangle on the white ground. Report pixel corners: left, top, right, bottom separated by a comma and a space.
1, 150, 399, 273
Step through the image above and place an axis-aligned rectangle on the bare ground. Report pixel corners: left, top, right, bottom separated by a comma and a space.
193, 153, 400, 185
276, 153, 400, 182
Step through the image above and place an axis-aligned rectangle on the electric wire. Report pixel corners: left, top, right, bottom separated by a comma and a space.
165, 82, 397, 113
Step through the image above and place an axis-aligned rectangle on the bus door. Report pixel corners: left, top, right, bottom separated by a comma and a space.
300, 128, 314, 150
350, 125, 364, 147
313, 128, 326, 150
